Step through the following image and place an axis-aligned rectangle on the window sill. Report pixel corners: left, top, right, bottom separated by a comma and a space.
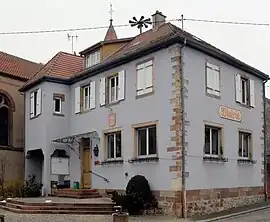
107, 100, 121, 107
205, 92, 221, 100
30, 114, 41, 120
101, 159, 124, 165
128, 156, 159, 163
53, 113, 64, 117
136, 90, 154, 99
237, 159, 256, 164
203, 156, 228, 163
237, 102, 252, 109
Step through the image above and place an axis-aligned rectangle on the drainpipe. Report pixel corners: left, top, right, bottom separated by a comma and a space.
263, 78, 269, 201
180, 39, 187, 218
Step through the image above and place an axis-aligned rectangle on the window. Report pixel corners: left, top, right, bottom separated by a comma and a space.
235, 73, 255, 107
206, 62, 220, 96
136, 125, 157, 157
238, 132, 251, 159
83, 85, 90, 110
74, 82, 96, 114
85, 50, 100, 68
100, 70, 125, 106
53, 97, 62, 114
204, 125, 221, 156
109, 75, 119, 103
136, 60, 153, 96
106, 132, 122, 159
30, 89, 41, 118
0, 94, 10, 146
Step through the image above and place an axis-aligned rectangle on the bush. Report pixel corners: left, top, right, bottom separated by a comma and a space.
23, 174, 43, 197
111, 175, 158, 215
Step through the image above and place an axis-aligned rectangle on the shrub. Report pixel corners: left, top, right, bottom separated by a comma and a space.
23, 174, 43, 197
111, 175, 158, 215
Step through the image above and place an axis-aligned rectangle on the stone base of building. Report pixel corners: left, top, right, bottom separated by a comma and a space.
97, 186, 264, 218
186, 186, 264, 217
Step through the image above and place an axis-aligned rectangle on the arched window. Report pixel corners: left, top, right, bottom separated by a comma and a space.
0, 94, 11, 146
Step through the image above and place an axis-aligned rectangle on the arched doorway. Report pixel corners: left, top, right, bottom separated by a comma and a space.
0, 93, 13, 146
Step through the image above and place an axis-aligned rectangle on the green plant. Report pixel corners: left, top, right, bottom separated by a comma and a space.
111, 175, 158, 215
23, 175, 43, 197
219, 146, 224, 156
249, 151, 253, 160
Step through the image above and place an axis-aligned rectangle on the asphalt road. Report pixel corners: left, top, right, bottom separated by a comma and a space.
219, 208, 270, 222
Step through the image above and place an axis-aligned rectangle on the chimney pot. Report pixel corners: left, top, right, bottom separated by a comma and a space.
152, 11, 166, 30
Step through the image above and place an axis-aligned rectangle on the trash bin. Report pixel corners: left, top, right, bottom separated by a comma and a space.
73, 181, 79, 189
112, 206, 129, 222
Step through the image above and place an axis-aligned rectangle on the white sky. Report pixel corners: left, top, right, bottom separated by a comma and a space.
0, 0, 269, 95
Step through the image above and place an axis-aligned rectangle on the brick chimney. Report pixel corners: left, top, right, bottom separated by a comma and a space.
152, 11, 166, 30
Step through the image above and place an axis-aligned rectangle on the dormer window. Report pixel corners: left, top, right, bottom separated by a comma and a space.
85, 50, 100, 68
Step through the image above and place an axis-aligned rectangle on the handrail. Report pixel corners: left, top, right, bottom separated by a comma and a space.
89, 170, 109, 183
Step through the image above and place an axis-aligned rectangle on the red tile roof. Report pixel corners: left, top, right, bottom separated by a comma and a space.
22, 51, 84, 89
0, 51, 43, 80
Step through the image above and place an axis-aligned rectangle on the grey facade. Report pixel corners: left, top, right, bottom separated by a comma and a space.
22, 12, 268, 217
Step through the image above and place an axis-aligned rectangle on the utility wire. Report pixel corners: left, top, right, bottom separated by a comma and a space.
184, 18, 269, 26
0, 18, 268, 35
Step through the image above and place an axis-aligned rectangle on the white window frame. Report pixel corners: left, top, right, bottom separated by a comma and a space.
136, 125, 157, 158
206, 62, 220, 97
108, 74, 119, 103
105, 131, 122, 160
239, 132, 251, 160
83, 85, 91, 111
204, 125, 221, 157
240, 77, 249, 105
85, 50, 100, 68
53, 97, 62, 114
136, 60, 153, 96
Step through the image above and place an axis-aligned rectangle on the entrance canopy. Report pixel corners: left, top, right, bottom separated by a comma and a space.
52, 131, 100, 145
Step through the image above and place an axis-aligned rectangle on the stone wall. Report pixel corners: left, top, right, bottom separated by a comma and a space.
186, 186, 264, 216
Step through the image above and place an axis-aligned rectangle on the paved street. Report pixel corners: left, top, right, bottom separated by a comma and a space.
218, 208, 270, 222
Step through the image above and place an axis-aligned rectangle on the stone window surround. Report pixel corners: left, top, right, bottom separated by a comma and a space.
130, 120, 159, 163
203, 120, 225, 162
53, 93, 65, 116
135, 57, 155, 99
101, 127, 123, 165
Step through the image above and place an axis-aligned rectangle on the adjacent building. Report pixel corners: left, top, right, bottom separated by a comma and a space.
20, 11, 269, 217
0, 51, 42, 182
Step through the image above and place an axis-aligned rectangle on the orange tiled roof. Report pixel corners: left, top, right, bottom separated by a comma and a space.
22, 51, 84, 88
0, 51, 42, 80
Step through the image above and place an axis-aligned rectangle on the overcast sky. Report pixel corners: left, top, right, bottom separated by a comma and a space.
0, 0, 269, 95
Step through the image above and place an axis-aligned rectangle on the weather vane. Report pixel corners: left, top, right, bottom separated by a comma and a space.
129, 16, 152, 34
109, 3, 114, 21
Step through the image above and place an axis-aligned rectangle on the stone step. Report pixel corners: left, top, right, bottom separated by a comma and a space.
0, 205, 113, 215
53, 189, 102, 199
5, 203, 114, 211
6, 199, 114, 208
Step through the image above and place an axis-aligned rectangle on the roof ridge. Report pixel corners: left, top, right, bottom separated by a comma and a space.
58, 51, 82, 58
0, 51, 40, 65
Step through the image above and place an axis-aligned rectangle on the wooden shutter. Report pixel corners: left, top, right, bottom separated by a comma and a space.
90, 81, 96, 109
137, 67, 144, 91
235, 73, 242, 103
118, 70, 125, 101
74, 86, 81, 114
206, 66, 213, 90
100, 77, 106, 106
250, 79, 255, 107
36, 89, 42, 115
30, 92, 34, 118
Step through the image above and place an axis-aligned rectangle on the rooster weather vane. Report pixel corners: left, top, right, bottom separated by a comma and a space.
129, 16, 152, 34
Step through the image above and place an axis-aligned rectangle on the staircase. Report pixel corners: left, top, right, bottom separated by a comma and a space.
53, 189, 102, 199
0, 198, 114, 215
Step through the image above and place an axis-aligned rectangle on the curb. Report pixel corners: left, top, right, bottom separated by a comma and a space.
197, 205, 270, 222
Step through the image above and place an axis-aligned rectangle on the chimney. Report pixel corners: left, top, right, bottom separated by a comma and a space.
152, 11, 166, 30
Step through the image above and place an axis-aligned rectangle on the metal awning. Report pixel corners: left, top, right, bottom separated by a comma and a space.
52, 131, 100, 144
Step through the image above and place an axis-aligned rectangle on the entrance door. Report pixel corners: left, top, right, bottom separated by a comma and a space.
82, 138, 92, 188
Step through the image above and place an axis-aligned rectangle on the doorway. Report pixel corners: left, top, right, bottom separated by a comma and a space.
81, 138, 92, 188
